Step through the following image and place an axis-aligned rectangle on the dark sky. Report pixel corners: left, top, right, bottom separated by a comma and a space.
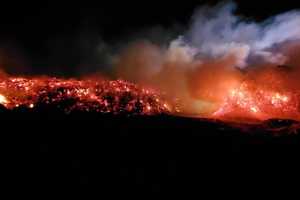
1, 1, 299, 38
0, 0, 300, 75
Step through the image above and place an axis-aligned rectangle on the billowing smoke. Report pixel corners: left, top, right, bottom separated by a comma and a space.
1, 1, 300, 120
114, 1, 300, 119
185, 1, 300, 66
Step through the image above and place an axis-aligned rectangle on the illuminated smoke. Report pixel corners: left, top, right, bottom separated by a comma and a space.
0, 1, 300, 121
115, 1, 300, 120
186, 1, 300, 67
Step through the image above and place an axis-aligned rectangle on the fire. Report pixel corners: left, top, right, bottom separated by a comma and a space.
212, 80, 300, 121
0, 94, 8, 105
0, 71, 299, 122
0, 76, 172, 115
271, 93, 289, 105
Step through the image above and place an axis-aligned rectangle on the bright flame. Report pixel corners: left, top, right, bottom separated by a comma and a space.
211, 80, 299, 121
0, 94, 8, 105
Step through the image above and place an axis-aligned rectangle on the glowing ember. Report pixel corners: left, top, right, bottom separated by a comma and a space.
0, 76, 171, 115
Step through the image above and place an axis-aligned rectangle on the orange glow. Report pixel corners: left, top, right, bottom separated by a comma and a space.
0, 76, 171, 115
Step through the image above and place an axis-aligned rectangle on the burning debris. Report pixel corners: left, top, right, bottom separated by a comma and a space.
1, 2, 300, 124
112, 2, 300, 123
0, 77, 171, 115
213, 80, 300, 121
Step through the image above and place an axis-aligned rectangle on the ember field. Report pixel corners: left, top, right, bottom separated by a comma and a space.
1, 72, 300, 196
0, 77, 171, 115
1, 73, 300, 196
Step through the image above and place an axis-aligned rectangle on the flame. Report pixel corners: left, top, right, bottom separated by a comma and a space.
212, 80, 299, 121
0, 70, 299, 122
0, 94, 8, 105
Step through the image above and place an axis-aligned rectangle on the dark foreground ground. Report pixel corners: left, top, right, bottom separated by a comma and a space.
1, 109, 300, 197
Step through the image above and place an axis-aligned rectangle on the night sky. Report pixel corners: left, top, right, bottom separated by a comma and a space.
2, 1, 300, 195
0, 0, 299, 75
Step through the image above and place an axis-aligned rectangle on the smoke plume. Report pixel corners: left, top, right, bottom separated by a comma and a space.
114, 1, 300, 118
1, 1, 300, 120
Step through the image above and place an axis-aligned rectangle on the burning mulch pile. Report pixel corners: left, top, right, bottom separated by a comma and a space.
0, 77, 171, 116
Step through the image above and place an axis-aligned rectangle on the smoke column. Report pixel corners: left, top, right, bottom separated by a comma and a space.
114, 1, 300, 120
0, 1, 300, 120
